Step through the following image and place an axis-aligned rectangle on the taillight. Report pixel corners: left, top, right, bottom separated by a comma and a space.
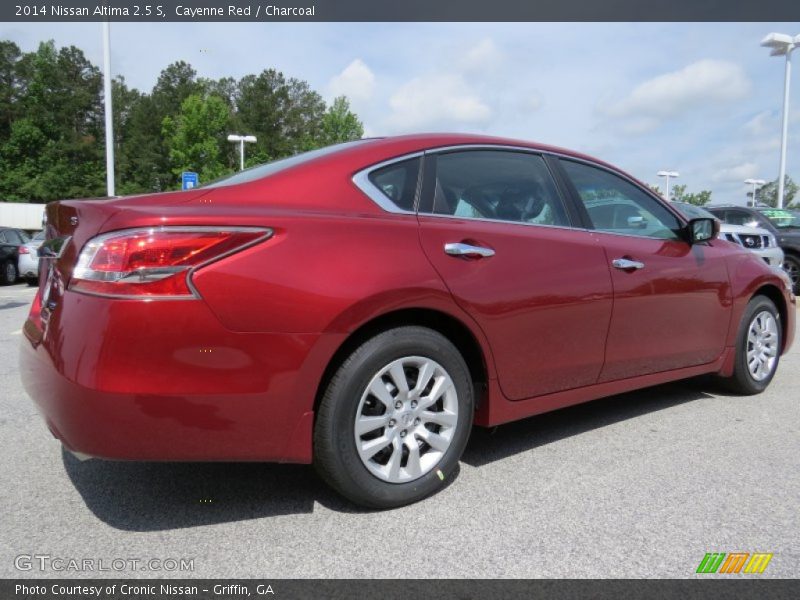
19, 246, 30, 254
69, 227, 271, 299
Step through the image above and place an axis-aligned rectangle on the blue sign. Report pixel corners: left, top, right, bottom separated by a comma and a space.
181, 171, 199, 190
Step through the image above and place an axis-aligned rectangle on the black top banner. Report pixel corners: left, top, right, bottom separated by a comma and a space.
4, 0, 800, 22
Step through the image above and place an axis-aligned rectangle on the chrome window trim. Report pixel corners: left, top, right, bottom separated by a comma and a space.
351, 152, 424, 215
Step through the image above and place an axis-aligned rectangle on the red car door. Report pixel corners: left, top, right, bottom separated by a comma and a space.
417, 149, 614, 400
557, 159, 731, 382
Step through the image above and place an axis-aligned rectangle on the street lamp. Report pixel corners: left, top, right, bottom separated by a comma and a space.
227, 134, 257, 171
102, 21, 115, 197
761, 32, 799, 209
744, 178, 766, 207
657, 170, 680, 202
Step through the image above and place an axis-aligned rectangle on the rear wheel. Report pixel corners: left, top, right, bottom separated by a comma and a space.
0, 261, 17, 285
717, 295, 782, 395
314, 326, 474, 508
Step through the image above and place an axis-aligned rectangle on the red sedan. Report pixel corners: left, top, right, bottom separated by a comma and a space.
21, 134, 795, 508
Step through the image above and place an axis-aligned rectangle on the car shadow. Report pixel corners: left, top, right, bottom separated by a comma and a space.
62, 450, 360, 531
462, 377, 716, 467
63, 377, 716, 531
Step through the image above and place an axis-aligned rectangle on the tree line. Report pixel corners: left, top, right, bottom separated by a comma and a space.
0, 39, 364, 202
649, 176, 798, 208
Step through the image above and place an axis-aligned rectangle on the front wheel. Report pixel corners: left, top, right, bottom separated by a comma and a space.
717, 295, 782, 395
314, 326, 474, 509
783, 254, 800, 295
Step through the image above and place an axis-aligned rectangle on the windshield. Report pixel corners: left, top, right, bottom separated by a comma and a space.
32, 230, 45, 241
758, 208, 800, 229
672, 202, 715, 220
203, 139, 371, 188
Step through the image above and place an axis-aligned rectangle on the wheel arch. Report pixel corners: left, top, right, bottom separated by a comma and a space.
313, 307, 491, 417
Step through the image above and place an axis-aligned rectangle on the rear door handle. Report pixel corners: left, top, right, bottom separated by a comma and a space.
444, 242, 495, 259
612, 258, 645, 270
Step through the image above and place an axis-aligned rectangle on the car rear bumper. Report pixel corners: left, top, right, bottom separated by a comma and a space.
20, 289, 342, 463
18, 254, 38, 278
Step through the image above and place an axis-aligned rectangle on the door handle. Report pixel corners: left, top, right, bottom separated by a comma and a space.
444, 242, 495, 259
612, 258, 645, 270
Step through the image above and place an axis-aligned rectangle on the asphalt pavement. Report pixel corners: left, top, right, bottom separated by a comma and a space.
1, 282, 798, 578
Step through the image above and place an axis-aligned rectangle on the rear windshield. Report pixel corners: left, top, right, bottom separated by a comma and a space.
203, 140, 370, 188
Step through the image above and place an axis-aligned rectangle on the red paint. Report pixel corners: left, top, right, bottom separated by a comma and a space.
20, 134, 795, 462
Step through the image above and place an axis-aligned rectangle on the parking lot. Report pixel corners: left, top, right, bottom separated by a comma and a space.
1, 281, 798, 578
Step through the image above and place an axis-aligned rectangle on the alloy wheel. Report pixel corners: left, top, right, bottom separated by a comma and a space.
783, 258, 799, 293
353, 356, 458, 483
746, 310, 779, 381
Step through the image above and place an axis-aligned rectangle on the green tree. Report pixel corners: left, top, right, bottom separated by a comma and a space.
748, 176, 798, 208
319, 96, 363, 146
162, 93, 232, 182
0, 41, 104, 202
670, 184, 712, 206
237, 69, 326, 162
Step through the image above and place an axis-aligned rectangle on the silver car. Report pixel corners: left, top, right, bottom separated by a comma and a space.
18, 230, 44, 285
672, 202, 784, 267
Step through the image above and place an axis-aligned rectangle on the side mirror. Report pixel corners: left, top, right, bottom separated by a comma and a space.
627, 215, 647, 229
687, 217, 719, 244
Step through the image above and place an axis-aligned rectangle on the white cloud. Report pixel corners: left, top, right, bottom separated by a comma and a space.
461, 38, 502, 72
387, 73, 492, 130
328, 59, 375, 102
712, 162, 759, 182
603, 59, 751, 132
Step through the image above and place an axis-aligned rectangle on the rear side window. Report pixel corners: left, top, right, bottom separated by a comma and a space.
4, 230, 22, 244
561, 160, 681, 240
367, 157, 421, 212
423, 150, 569, 227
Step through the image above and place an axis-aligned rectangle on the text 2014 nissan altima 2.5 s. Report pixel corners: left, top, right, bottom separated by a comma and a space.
20, 134, 795, 508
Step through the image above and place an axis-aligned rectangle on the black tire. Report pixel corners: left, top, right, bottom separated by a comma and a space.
314, 326, 474, 509
0, 261, 17, 285
717, 295, 782, 395
783, 254, 800, 295
26, 277, 39, 287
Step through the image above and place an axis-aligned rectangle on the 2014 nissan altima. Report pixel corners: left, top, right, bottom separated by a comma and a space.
20, 134, 795, 508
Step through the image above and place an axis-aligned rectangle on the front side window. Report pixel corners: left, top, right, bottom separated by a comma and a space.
425, 150, 569, 227
560, 160, 681, 239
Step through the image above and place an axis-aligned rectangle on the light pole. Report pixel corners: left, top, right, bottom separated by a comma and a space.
744, 178, 766, 207
760, 32, 799, 209
227, 134, 257, 171
657, 170, 680, 202
102, 20, 115, 197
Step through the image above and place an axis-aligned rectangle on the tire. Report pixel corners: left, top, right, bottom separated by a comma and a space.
783, 254, 800, 295
314, 326, 474, 509
717, 295, 782, 395
0, 261, 17, 285
26, 277, 39, 287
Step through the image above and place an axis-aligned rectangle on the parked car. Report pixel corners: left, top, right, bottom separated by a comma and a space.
706, 205, 800, 293
0, 227, 30, 285
18, 230, 45, 285
671, 202, 784, 267
21, 134, 795, 508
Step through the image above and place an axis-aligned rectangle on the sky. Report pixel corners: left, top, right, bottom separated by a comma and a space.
1, 21, 799, 204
